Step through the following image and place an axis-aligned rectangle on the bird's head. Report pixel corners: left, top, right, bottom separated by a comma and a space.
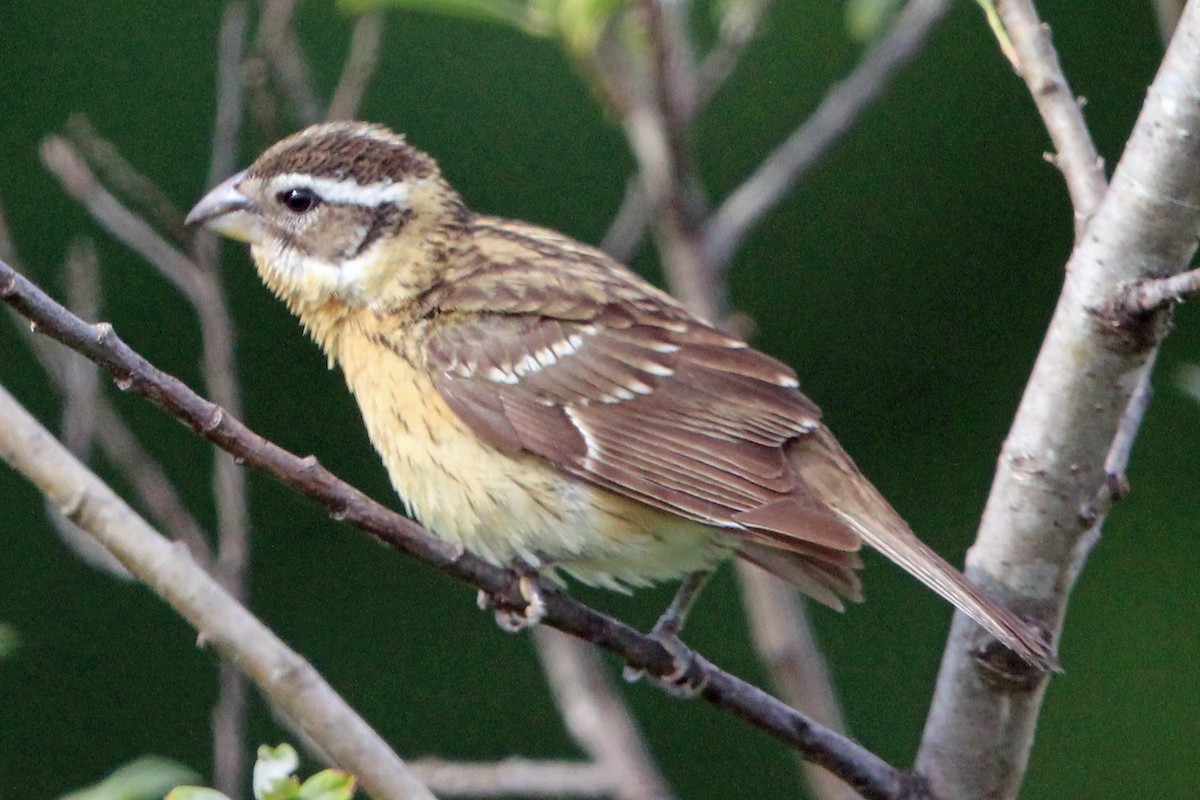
187, 121, 467, 315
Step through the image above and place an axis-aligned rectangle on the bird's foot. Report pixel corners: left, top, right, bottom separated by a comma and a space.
623, 622, 709, 698
478, 570, 547, 633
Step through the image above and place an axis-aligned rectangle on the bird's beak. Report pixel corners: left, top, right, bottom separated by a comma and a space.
186, 170, 263, 243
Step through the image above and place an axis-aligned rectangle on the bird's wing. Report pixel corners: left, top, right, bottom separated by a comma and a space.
412, 220, 1059, 670
415, 218, 864, 565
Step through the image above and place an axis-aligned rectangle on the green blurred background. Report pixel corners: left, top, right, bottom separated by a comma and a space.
1, 0, 1197, 797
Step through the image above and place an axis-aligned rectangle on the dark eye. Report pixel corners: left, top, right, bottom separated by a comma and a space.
276, 187, 321, 214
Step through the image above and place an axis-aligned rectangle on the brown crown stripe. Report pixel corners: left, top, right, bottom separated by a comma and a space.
250, 122, 439, 185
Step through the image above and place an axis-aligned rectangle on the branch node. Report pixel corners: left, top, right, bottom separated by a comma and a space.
60, 488, 88, 523
1091, 294, 1172, 355
113, 373, 134, 392
1121, 268, 1200, 316
93, 321, 114, 344
299, 453, 320, 472
202, 406, 226, 434
1078, 470, 1131, 527
971, 639, 1050, 691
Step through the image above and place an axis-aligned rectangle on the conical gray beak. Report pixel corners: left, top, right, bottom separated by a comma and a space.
186, 170, 263, 243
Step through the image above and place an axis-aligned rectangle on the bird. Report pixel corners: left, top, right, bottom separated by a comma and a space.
187, 121, 1054, 670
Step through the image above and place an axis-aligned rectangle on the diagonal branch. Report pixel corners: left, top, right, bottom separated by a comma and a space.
915, 3, 1200, 797
0, 381, 434, 800
0, 257, 921, 800
327, 12, 386, 122
736, 564, 858, 800
993, 0, 1107, 237
532, 628, 675, 800
704, 0, 952, 269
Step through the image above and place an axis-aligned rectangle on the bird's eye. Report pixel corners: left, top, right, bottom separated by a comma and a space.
276, 187, 321, 214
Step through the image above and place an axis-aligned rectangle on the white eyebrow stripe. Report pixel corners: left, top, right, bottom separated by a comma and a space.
268, 173, 412, 207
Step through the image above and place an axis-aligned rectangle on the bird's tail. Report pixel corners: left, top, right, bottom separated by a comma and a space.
782, 425, 1057, 671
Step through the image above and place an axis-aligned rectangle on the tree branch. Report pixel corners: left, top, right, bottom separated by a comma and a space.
0, 380, 435, 800
735, 564, 859, 800
0, 257, 921, 800
1120, 268, 1200, 314
704, 0, 952, 269
532, 628, 675, 800
994, 0, 1107, 237
327, 12, 385, 122
408, 757, 610, 797
915, 4, 1200, 796
254, 0, 323, 125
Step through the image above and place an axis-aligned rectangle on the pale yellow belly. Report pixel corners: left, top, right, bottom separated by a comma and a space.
336, 330, 731, 590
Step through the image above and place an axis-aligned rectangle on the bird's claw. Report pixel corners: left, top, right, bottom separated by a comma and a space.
623, 628, 709, 698
481, 574, 546, 633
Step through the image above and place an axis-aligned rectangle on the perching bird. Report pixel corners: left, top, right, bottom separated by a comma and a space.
187, 121, 1053, 669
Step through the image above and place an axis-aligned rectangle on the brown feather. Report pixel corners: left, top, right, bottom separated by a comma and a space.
417, 216, 1054, 667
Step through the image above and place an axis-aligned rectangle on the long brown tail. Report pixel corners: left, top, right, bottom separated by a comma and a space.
783, 426, 1057, 670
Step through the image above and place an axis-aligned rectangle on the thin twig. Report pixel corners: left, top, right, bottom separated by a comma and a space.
532, 628, 675, 800
207, 2, 250, 192
697, 0, 776, 107
599, 0, 773, 265
0, 259, 921, 800
916, 4, 1200, 795
41, 136, 206, 304
618, 9, 859, 799
328, 13, 385, 121
600, 176, 651, 263
1121, 268, 1200, 314
409, 757, 610, 798
255, 0, 323, 125
1069, 351, 1155, 585
91, 401, 215, 563
194, 15, 256, 788
629, 0, 722, 320
63, 115, 190, 244
60, 238, 101, 461
0, 382, 435, 800
994, 0, 1107, 237
735, 564, 859, 800
705, 0, 952, 269
40, 237, 133, 578
6, 300, 213, 564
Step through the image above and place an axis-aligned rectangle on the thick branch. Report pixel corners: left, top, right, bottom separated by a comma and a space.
0, 258, 918, 800
0, 382, 434, 800
915, 5, 1200, 797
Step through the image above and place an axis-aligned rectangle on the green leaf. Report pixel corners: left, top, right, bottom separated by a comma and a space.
58, 756, 200, 800
845, 0, 904, 42
973, 0, 1018, 68
298, 770, 356, 800
545, 0, 629, 58
164, 789, 231, 800
0, 623, 20, 661
254, 744, 301, 800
